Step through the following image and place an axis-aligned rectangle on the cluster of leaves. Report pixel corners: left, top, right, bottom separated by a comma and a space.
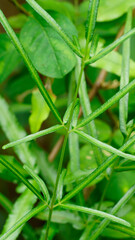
0, 0, 135, 239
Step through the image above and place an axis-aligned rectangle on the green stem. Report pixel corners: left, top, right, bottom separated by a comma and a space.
45, 0, 100, 236
85, 28, 135, 65
3, 125, 64, 149
10, 0, 31, 16
0, 156, 45, 203
45, 62, 85, 240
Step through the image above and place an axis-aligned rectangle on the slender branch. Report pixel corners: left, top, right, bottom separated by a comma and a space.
10, 0, 31, 16
85, 28, 135, 65
45, 61, 85, 240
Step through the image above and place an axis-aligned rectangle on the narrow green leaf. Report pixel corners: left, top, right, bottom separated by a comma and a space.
26, 0, 83, 58
37, 209, 84, 230
74, 130, 135, 161
0, 203, 47, 240
119, 9, 132, 136
90, 185, 135, 240
56, 169, 66, 201
115, 166, 135, 171
69, 131, 80, 172
108, 222, 135, 238
89, 34, 99, 58
1, 189, 37, 240
3, 125, 63, 149
0, 155, 28, 182
63, 99, 79, 124
85, 0, 100, 43
86, 28, 135, 65
76, 80, 135, 129
91, 50, 135, 78
60, 204, 131, 227
60, 135, 135, 203
67, 76, 81, 174
24, 165, 50, 202
0, 155, 45, 202
75, 59, 103, 165
0, 10, 62, 124
71, 101, 80, 128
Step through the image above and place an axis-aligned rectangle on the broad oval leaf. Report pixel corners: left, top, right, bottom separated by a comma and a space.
20, 11, 77, 78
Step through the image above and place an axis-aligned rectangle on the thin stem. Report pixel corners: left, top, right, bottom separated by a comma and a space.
3, 125, 64, 149
0, 156, 45, 203
45, 133, 68, 240
98, 160, 118, 210
10, 0, 31, 16
45, 61, 85, 240
85, 28, 135, 65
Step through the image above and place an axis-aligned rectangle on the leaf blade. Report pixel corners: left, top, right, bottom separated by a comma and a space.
3, 125, 63, 149
76, 80, 135, 129
119, 9, 132, 136
61, 204, 131, 227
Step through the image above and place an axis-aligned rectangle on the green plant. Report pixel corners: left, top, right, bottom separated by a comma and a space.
0, 0, 135, 239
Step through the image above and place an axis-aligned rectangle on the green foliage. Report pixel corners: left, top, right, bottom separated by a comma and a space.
0, 0, 135, 240
0, 34, 21, 84
20, 11, 77, 78
1, 189, 37, 240
29, 89, 56, 133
